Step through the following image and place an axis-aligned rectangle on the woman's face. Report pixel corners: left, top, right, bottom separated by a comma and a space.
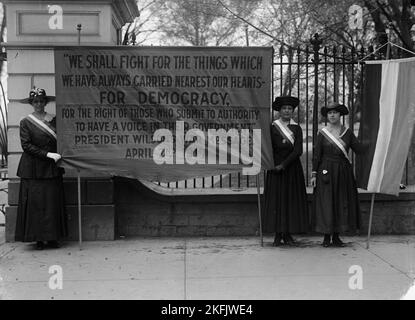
31, 97, 47, 113
327, 110, 341, 124
280, 105, 294, 121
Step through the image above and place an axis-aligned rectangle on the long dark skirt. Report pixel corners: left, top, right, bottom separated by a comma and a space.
15, 177, 67, 242
262, 160, 309, 234
313, 157, 360, 234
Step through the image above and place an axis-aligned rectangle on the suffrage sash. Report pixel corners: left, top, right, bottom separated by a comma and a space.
27, 114, 57, 140
273, 119, 295, 145
321, 127, 351, 163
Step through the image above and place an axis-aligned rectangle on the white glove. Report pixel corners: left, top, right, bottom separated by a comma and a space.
47, 152, 62, 163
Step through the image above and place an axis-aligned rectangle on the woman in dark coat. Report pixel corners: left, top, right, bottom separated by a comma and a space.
263, 96, 309, 246
311, 103, 365, 247
15, 88, 67, 250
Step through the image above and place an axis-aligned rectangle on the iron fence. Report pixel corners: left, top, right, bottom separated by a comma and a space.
157, 36, 414, 189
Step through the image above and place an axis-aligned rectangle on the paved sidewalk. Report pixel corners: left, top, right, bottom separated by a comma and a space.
0, 228, 414, 300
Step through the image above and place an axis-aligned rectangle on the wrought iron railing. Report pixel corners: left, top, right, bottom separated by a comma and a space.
157, 36, 414, 189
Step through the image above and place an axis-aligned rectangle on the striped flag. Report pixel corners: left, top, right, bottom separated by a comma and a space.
356, 57, 415, 196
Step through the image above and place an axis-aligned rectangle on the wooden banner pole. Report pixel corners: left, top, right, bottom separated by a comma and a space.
77, 170, 82, 250
256, 173, 263, 247
366, 193, 375, 249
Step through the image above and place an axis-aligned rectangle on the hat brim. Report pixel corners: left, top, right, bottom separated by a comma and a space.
321, 104, 349, 117
272, 96, 299, 111
20, 96, 56, 104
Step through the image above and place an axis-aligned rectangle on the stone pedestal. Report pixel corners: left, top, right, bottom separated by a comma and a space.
4, 0, 139, 241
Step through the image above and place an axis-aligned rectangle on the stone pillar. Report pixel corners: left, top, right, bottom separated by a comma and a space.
4, 0, 139, 241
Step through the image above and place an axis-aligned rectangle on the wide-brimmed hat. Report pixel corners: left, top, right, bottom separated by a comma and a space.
272, 96, 299, 111
20, 87, 55, 105
321, 103, 349, 117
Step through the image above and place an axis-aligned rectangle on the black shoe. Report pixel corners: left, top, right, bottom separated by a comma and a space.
322, 234, 331, 247
47, 240, 61, 248
283, 233, 296, 246
332, 234, 345, 247
35, 241, 45, 250
287, 234, 297, 244
273, 233, 283, 247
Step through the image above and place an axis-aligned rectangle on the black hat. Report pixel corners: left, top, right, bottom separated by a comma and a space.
321, 103, 349, 117
20, 87, 55, 105
272, 96, 299, 111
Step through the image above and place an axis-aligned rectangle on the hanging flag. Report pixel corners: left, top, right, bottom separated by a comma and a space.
356, 57, 415, 196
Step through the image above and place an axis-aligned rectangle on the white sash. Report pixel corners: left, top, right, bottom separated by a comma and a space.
273, 119, 295, 145
27, 114, 57, 140
321, 127, 351, 163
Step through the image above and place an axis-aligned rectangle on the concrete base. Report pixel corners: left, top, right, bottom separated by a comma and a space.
66, 205, 115, 241
6, 178, 115, 242
5, 206, 17, 243
115, 178, 415, 237
5, 205, 115, 242
5, 177, 415, 242
360, 199, 415, 234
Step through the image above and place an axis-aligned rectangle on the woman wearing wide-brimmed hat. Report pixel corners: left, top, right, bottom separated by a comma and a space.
15, 87, 67, 250
262, 96, 309, 246
311, 103, 365, 247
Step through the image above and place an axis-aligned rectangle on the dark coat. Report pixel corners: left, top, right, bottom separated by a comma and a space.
262, 122, 309, 233
17, 116, 63, 179
271, 123, 303, 168
15, 114, 67, 242
312, 127, 365, 234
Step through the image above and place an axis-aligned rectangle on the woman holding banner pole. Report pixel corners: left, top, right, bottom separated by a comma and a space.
15, 88, 67, 250
311, 103, 365, 247
263, 96, 309, 246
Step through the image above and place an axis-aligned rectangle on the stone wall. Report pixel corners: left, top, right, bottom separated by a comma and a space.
405, 135, 415, 185
6, 177, 415, 242
6, 178, 115, 242
114, 178, 415, 237
115, 178, 259, 237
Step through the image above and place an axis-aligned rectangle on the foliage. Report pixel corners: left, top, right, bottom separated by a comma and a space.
156, 0, 261, 46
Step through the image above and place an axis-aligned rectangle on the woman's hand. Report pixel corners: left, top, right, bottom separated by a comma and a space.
275, 164, 284, 172
310, 177, 316, 188
47, 152, 62, 163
